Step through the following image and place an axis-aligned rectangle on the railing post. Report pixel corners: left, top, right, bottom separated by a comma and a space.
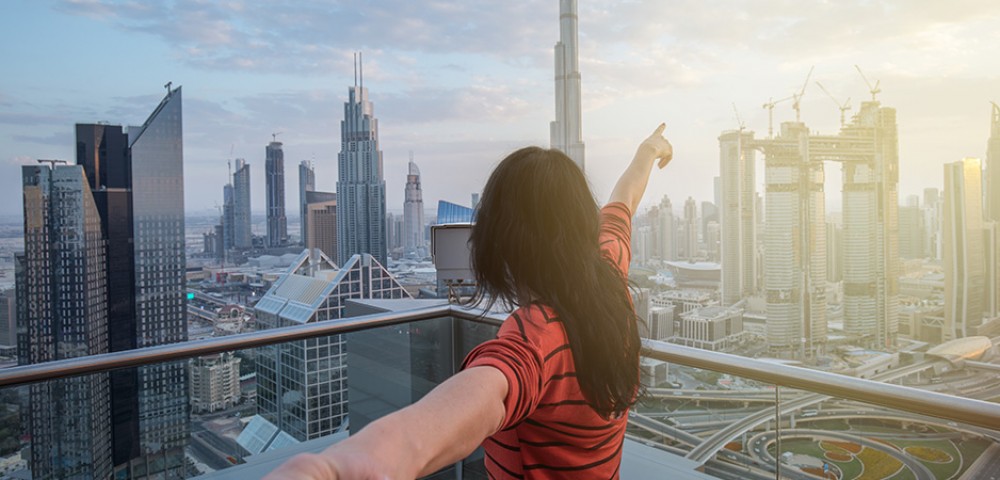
774, 385, 781, 480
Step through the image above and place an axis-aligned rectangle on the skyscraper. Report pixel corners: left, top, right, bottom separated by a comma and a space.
943, 158, 984, 341
657, 195, 676, 261
125, 85, 189, 476
233, 158, 252, 249
223, 182, 235, 252
899, 204, 925, 260
299, 160, 315, 245
683, 197, 698, 260
337, 54, 387, 265
403, 153, 426, 255
839, 101, 899, 349
266, 140, 288, 248
306, 190, 338, 260
760, 122, 827, 359
719, 130, 757, 305
19, 163, 112, 480
985, 103, 1000, 222
550, 0, 585, 170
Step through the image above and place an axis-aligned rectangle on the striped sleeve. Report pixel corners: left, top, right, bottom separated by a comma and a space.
462, 334, 545, 431
599, 202, 632, 275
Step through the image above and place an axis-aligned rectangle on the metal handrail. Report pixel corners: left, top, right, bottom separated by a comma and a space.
3, 303, 1000, 433
637, 339, 1000, 432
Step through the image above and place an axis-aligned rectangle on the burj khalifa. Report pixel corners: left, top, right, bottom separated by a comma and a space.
550, 0, 586, 171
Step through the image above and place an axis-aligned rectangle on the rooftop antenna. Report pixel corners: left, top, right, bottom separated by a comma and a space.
762, 95, 794, 138
854, 65, 881, 102
359, 51, 364, 90
815, 81, 852, 127
36, 159, 67, 169
791, 66, 814, 123
353, 52, 358, 86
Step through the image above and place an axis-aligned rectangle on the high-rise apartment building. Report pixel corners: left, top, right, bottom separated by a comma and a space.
683, 197, 698, 261
233, 158, 252, 249
719, 130, 757, 305
924, 188, 941, 260
550, 0, 585, 170
223, 182, 235, 252
337, 56, 387, 265
403, 155, 426, 255
0, 288, 14, 348
899, 205, 925, 260
657, 195, 676, 261
299, 160, 315, 244
254, 252, 409, 440
19, 163, 112, 480
266, 140, 288, 248
306, 191, 338, 260
943, 158, 984, 341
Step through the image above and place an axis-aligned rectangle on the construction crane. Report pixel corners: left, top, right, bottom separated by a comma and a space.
854, 65, 881, 102
815, 81, 852, 127
732, 103, 746, 131
271, 132, 282, 143
791, 66, 814, 123
762, 95, 794, 138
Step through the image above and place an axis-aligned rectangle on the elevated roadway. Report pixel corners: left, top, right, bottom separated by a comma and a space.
684, 360, 940, 465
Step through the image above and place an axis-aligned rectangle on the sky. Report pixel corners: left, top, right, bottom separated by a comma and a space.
1, 0, 999, 219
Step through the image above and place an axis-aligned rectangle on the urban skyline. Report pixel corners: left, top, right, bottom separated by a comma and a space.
1, 2, 997, 220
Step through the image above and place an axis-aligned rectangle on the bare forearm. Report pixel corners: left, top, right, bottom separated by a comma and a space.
319, 367, 507, 478
609, 146, 657, 214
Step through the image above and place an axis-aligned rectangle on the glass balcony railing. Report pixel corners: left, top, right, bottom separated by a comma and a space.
1, 301, 998, 479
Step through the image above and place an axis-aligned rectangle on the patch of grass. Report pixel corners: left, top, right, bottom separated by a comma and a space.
856, 447, 905, 480
903, 446, 951, 463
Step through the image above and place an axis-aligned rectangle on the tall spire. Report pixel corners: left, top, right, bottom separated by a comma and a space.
550, 0, 585, 172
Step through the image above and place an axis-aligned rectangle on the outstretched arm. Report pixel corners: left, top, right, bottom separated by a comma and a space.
264, 366, 508, 480
608, 123, 673, 214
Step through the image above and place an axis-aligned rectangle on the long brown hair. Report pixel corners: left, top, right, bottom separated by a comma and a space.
469, 147, 641, 418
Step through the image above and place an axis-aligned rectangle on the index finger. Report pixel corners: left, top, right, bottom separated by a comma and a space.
652, 123, 666, 136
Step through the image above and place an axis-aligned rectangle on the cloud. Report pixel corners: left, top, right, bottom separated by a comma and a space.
55, 0, 557, 75
7, 155, 38, 166
12, 131, 73, 147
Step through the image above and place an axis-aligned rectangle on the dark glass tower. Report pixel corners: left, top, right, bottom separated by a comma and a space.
126, 86, 189, 477
75, 122, 141, 465
266, 141, 287, 247
73, 87, 188, 477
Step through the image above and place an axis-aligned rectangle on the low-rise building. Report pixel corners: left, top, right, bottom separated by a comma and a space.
190, 352, 242, 413
670, 305, 746, 351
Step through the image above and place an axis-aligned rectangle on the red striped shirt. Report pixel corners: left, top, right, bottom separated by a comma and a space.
462, 202, 633, 479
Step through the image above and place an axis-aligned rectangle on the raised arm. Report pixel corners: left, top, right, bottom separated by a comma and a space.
263, 366, 508, 480
608, 123, 673, 214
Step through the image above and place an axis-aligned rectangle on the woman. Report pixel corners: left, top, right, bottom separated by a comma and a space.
265, 124, 673, 479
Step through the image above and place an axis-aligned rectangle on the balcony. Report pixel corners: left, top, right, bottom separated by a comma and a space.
1, 300, 999, 479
